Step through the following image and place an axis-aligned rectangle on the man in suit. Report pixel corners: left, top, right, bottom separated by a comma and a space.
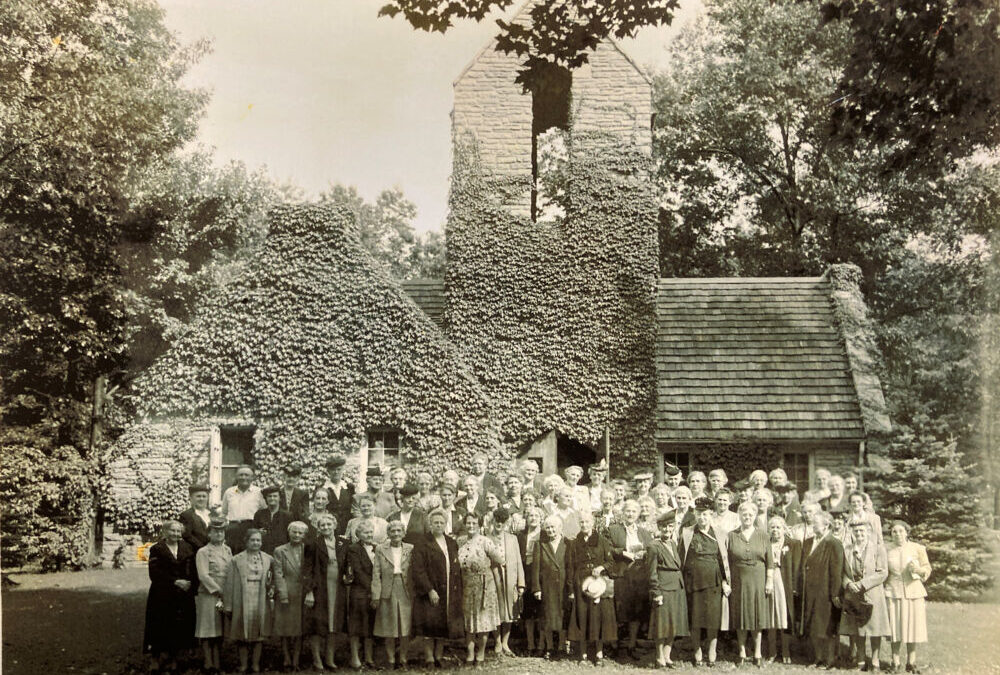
800, 511, 844, 668
323, 455, 354, 536
253, 485, 293, 554
388, 483, 427, 545
458, 475, 488, 516
470, 452, 504, 498
178, 484, 212, 551
279, 464, 310, 522
353, 465, 398, 519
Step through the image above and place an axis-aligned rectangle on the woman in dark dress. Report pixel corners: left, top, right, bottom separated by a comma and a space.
302, 513, 347, 671
607, 499, 653, 660
345, 519, 377, 669
727, 501, 775, 667
143, 520, 197, 674
566, 511, 617, 665
531, 513, 570, 659
411, 509, 464, 667
517, 506, 544, 654
681, 497, 730, 667
648, 512, 689, 668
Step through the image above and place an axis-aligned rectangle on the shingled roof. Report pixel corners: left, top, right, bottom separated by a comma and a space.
655, 273, 882, 442
401, 278, 446, 329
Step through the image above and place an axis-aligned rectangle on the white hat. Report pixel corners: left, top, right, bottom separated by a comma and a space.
581, 575, 607, 600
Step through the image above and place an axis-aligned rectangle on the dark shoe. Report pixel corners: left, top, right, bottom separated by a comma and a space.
629, 647, 641, 661
905, 666, 920, 674
706, 661, 716, 669
693, 660, 704, 668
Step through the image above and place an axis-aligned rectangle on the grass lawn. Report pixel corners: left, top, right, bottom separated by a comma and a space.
3, 567, 999, 675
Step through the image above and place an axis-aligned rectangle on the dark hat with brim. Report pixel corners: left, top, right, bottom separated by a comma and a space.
208, 516, 227, 530
400, 483, 419, 496
326, 455, 347, 469
367, 465, 383, 477
657, 511, 677, 527
283, 464, 302, 476
188, 484, 210, 495
734, 479, 751, 491
664, 463, 681, 477
693, 496, 714, 511
262, 485, 280, 497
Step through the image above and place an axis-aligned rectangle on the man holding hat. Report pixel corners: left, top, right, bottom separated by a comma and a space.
323, 455, 355, 536
279, 464, 310, 522
353, 465, 398, 519
253, 485, 293, 554
388, 483, 427, 545
179, 484, 213, 551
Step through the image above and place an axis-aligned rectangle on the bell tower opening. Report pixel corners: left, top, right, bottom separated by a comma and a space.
531, 63, 572, 222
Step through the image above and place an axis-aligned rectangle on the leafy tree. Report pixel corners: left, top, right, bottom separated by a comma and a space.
0, 0, 206, 568
378, 0, 679, 87
819, 0, 1000, 173
318, 184, 445, 280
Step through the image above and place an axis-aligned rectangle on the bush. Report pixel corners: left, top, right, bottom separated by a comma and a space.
867, 431, 994, 601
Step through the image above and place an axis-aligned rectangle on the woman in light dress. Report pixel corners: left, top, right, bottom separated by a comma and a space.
195, 518, 231, 673
372, 519, 414, 668
885, 521, 932, 674
839, 520, 891, 671
489, 507, 525, 657
458, 511, 505, 667
223, 528, 275, 674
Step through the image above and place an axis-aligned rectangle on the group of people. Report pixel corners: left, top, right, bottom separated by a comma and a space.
144, 455, 932, 674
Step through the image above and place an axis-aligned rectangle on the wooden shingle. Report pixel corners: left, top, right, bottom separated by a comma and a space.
401, 278, 447, 329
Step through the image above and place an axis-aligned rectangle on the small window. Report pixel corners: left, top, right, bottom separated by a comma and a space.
366, 429, 402, 468
531, 63, 572, 222
782, 452, 811, 494
663, 451, 691, 478
220, 426, 255, 489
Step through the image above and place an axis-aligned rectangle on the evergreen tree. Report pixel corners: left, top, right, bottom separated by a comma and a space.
867, 432, 993, 601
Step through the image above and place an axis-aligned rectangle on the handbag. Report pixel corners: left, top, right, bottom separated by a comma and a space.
842, 591, 873, 624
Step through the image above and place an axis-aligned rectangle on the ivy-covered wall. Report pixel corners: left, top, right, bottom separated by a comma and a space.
445, 132, 659, 472
107, 203, 502, 541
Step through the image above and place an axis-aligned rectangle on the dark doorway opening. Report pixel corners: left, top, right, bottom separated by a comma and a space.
556, 433, 597, 484
531, 62, 572, 221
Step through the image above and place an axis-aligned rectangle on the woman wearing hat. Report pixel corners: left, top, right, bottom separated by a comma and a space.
195, 517, 232, 673
839, 520, 891, 671
302, 512, 347, 671
607, 499, 653, 661
222, 528, 276, 673
144, 519, 197, 674
274, 521, 309, 671
680, 497, 730, 667
727, 501, 775, 667
648, 512, 689, 668
566, 510, 616, 665
588, 459, 609, 512
885, 521, 931, 673
489, 507, 525, 657
179, 484, 213, 551
459, 511, 506, 666
372, 519, 415, 668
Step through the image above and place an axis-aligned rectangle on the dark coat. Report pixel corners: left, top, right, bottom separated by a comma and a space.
531, 534, 571, 631
280, 487, 311, 522
779, 504, 803, 528
388, 508, 428, 545
143, 540, 196, 654
178, 509, 210, 551
777, 537, 803, 628
344, 542, 375, 636
606, 522, 654, 578
410, 533, 464, 639
801, 534, 844, 638
566, 531, 617, 641
253, 507, 294, 554
302, 537, 348, 635
325, 483, 356, 536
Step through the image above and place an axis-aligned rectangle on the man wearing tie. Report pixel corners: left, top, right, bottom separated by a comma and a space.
323, 455, 355, 536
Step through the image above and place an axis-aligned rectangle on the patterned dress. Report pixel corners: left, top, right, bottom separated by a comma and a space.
458, 534, 504, 633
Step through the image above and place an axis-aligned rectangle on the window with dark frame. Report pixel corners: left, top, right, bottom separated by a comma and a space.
782, 451, 810, 494
663, 451, 691, 478
530, 63, 572, 222
220, 426, 255, 489
366, 429, 402, 468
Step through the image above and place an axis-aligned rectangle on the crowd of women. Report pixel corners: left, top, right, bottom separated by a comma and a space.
143, 455, 932, 674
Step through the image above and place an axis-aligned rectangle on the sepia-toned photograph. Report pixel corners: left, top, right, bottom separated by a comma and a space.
2, 0, 999, 673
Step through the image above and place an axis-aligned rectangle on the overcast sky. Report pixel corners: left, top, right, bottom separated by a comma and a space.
158, 0, 702, 233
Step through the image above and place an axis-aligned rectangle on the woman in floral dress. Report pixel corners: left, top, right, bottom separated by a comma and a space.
458, 512, 505, 667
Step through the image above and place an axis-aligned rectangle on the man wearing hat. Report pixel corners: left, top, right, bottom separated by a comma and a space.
221, 465, 267, 554
323, 455, 355, 536
178, 484, 213, 551
279, 464, 310, 522
253, 485, 293, 554
387, 483, 427, 545
353, 465, 398, 519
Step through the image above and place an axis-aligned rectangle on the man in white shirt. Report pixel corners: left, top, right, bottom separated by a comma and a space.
221, 465, 266, 553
